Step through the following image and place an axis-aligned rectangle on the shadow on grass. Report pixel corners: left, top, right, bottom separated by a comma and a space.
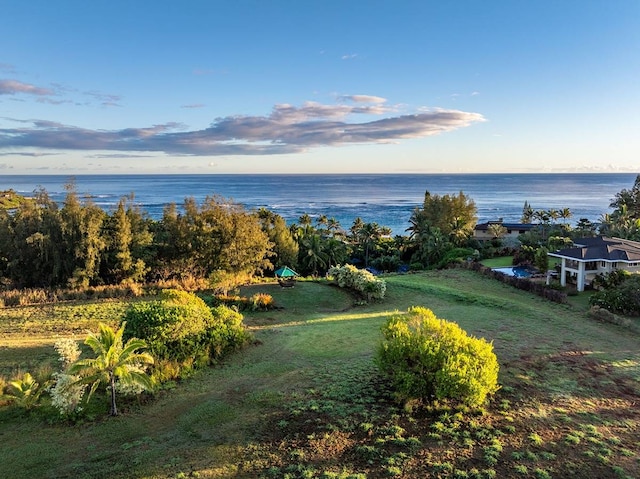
0, 343, 56, 377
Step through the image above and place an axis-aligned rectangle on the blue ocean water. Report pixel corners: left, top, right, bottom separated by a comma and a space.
0, 173, 636, 236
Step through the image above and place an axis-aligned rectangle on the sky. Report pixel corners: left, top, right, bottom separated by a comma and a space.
1, 0, 639, 174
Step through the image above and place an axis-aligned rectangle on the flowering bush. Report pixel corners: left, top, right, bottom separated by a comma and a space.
328, 264, 386, 300
54, 338, 81, 368
50, 373, 86, 417
49, 339, 86, 417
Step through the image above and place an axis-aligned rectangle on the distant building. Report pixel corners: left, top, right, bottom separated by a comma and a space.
473, 219, 536, 242
548, 236, 640, 291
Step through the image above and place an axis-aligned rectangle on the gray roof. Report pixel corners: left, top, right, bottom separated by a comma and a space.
474, 222, 535, 232
550, 236, 640, 262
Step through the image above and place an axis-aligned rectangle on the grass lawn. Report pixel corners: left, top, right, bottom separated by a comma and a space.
1, 271, 639, 478
480, 256, 513, 267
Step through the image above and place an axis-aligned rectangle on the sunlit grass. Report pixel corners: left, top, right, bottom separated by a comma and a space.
1, 269, 639, 478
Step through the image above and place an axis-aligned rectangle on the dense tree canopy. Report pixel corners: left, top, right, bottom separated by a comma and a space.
0, 190, 273, 289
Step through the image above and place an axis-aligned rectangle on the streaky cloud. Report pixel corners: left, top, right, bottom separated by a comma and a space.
0, 79, 53, 96
0, 99, 486, 157
339, 95, 386, 104
0, 151, 57, 157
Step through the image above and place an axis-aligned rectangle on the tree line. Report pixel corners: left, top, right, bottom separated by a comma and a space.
1, 175, 638, 291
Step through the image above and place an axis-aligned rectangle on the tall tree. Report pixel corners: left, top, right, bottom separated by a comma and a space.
407, 191, 475, 268
327, 217, 343, 238
360, 222, 384, 267
575, 218, 596, 237
257, 208, 298, 270
101, 197, 149, 284
610, 175, 640, 219
60, 183, 106, 288
521, 201, 534, 224
412, 190, 477, 238
4, 189, 65, 287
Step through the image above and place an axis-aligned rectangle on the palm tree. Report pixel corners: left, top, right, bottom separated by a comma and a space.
327, 217, 344, 238
298, 213, 312, 227
299, 234, 329, 276
69, 322, 154, 416
316, 214, 329, 232
559, 208, 572, 225
449, 216, 472, 246
325, 237, 349, 268
532, 210, 549, 225
359, 222, 383, 267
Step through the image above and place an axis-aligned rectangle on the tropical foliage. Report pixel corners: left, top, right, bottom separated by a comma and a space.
0, 372, 48, 410
69, 322, 154, 416
406, 190, 477, 268
590, 272, 640, 316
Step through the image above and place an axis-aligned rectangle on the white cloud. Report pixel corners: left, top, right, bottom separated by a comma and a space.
0, 99, 486, 157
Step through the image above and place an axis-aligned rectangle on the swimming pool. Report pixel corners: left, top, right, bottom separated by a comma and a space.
492, 266, 534, 278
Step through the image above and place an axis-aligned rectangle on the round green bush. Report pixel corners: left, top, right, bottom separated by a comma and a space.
123, 289, 251, 366
377, 306, 499, 408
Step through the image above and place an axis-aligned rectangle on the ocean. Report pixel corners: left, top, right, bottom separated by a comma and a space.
0, 173, 637, 236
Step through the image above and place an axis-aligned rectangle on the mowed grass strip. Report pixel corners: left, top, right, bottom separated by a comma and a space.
0, 271, 639, 478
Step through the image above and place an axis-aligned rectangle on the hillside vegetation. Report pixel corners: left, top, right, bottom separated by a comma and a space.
1, 270, 639, 478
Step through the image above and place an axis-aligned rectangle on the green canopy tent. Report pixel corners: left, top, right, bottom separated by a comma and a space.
274, 266, 298, 287
274, 266, 298, 278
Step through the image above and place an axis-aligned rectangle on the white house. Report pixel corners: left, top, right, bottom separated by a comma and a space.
548, 236, 640, 292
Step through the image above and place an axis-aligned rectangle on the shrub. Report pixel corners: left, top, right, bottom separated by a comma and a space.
1, 372, 48, 410
211, 294, 250, 310
123, 289, 251, 369
377, 307, 499, 408
250, 293, 274, 311
328, 264, 386, 301
589, 274, 640, 316
437, 248, 476, 268
49, 339, 86, 417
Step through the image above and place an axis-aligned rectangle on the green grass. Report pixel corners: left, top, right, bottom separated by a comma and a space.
480, 256, 513, 267
1, 271, 639, 478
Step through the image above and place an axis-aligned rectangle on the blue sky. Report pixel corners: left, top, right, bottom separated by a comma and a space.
1, 0, 639, 174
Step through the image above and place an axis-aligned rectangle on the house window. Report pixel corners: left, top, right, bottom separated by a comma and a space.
601, 261, 607, 268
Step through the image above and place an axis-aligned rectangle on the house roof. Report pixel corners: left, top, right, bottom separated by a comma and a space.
549, 236, 640, 262
474, 221, 536, 232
